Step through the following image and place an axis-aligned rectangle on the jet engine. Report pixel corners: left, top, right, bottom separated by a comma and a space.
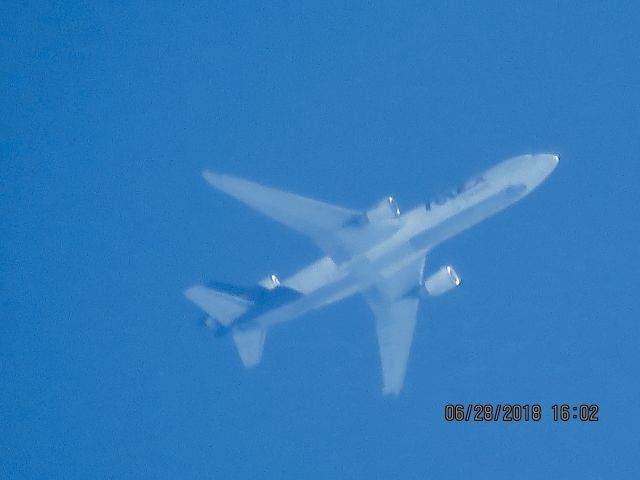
268, 274, 281, 288
423, 265, 462, 296
367, 196, 401, 222
258, 273, 281, 290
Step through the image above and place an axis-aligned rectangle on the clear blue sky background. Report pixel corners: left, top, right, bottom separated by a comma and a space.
2, 2, 639, 478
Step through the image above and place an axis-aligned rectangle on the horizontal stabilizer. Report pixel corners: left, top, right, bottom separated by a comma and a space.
232, 327, 266, 367
184, 285, 251, 326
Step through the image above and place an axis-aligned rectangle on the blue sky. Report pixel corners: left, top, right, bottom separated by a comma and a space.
2, 2, 639, 478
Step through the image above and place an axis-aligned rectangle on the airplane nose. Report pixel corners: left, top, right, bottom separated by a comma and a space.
523, 153, 559, 189
540, 153, 560, 174
487, 153, 559, 192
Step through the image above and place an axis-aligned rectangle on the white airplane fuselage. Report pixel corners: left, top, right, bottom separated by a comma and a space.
236, 154, 559, 331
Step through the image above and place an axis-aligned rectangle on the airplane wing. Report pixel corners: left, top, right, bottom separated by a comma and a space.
363, 255, 425, 395
203, 170, 371, 262
232, 327, 266, 368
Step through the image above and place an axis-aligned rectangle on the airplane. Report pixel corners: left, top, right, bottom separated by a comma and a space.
184, 153, 559, 394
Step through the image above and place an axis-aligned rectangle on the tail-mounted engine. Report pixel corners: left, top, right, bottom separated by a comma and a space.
367, 196, 401, 222
423, 265, 462, 296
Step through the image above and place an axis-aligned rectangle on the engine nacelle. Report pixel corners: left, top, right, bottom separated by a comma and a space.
367, 196, 401, 222
423, 265, 462, 296
258, 273, 281, 290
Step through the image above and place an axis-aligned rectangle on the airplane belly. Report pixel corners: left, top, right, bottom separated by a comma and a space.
251, 275, 360, 328
282, 256, 340, 294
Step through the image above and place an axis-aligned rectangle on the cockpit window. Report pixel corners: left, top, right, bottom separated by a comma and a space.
456, 176, 486, 194
426, 176, 486, 211
433, 194, 450, 205
427, 188, 456, 209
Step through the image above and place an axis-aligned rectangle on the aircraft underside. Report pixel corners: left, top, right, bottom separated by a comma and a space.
185, 153, 559, 394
